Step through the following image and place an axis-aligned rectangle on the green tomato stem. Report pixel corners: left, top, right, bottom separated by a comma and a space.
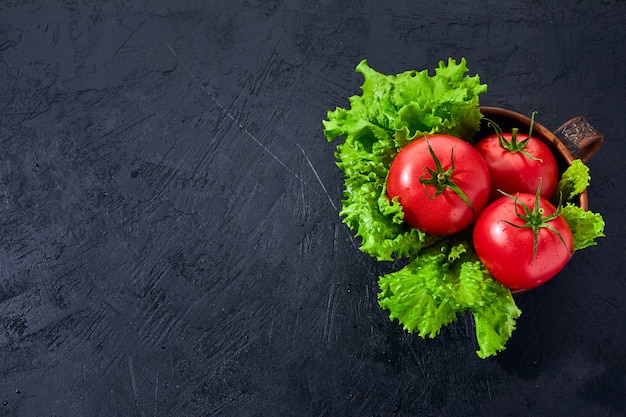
500, 181, 570, 265
419, 138, 475, 215
484, 112, 543, 162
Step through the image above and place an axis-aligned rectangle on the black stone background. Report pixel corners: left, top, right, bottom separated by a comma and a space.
1, 1, 625, 416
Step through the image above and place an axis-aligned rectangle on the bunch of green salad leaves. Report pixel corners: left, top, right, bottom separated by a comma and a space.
323, 58, 605, 358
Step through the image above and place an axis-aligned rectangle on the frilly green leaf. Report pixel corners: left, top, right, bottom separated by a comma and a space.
561, 203, 605, 251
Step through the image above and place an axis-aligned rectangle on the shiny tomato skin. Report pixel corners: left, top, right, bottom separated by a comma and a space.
472, 194, 574, 290
475, 133, 559, 201
387, 134, 490, 236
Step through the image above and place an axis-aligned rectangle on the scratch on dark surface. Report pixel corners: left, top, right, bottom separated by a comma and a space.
127, 356, 142, 416
297, 144, 338, 211
322, 284, 338, 345
101, 112, 156, 140
267, 305, 276, 344
153, 372, 159, 417
111, 19, 147, 61
248, 29, 285, 96
164, 43, 299, 177
82, 363, 87, 407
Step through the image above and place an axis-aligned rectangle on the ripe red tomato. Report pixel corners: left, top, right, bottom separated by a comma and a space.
472, 192, 574, 290
387, 134, 490, 236
475, 131, 558, 201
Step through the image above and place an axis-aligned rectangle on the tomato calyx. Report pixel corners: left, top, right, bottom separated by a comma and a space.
419, 138, 475, 214
485, 112, 542, 162
499, 182, 570, 265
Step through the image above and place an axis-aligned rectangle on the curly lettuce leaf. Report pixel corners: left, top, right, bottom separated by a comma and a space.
468, 276, 522, 359
332, 125, 428, 261
561, 203, 605, 250
378, 243, 521, 358
554, 160, 605, 250
557, 159, 590, 202
391, 58, 488, 141
323, 58, 487, 261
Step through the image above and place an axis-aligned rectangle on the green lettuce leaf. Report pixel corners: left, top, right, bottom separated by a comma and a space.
391, 58, 488, 141
561, 203, 605, 250
557, 159, 590, 202
377, 242, 521, 358
555, 159, 605, 250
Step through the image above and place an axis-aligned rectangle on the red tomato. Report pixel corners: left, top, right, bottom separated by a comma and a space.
475, 132, 558, 201
472, 192, 574, 290
387, 134, 490, 236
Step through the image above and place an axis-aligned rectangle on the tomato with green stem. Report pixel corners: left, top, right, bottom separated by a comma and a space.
472, 184, 574, 290
387, 134, 491, 236
475, 113, 559, 201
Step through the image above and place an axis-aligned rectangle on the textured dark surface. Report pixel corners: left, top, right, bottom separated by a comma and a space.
1, 1, 625, 416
